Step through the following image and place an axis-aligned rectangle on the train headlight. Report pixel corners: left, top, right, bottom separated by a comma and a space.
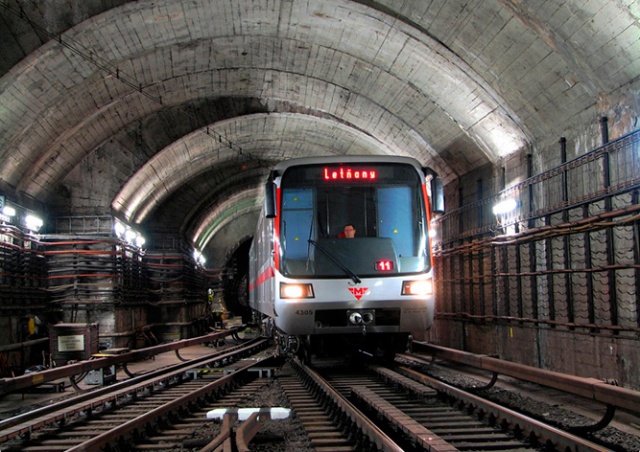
402, 279, 433, 296
280, 283, 315, 299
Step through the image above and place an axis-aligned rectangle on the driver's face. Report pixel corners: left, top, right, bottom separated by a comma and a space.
343, 226, 355, 238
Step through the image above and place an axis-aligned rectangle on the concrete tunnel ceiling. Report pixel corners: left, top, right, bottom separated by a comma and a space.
0, 0, 638, 267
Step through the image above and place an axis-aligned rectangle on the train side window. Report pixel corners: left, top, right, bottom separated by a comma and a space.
281, 188, 314, 261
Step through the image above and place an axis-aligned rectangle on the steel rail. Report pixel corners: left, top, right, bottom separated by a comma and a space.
397, 365, 613, 452
200, 413, 234, 452
0, 338, 268, 442
410, 342, 640, 415
291, 359, 404, 452
63, 354, 272, 452
236, 411, 269, 452
0, 337, 48, 353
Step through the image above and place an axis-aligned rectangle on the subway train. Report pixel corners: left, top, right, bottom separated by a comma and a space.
248, 155, 444, 360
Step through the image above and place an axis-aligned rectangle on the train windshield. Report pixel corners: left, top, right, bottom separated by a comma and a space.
279, 162, 430, 277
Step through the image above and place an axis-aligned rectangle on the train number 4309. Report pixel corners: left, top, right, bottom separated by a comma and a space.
295, 310, 313, 316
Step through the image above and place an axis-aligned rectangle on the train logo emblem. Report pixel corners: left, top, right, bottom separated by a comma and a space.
348, 287, 369, 300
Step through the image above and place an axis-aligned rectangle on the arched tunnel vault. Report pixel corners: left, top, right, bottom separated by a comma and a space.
0, 0, 534, 202
113, 111, 433, 230
194, 189, 263, 265
0, 0, 637, 278
10, 48, 505, 200
149, 164, 270, 239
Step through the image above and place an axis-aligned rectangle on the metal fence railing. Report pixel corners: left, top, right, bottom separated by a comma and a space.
434, 129, 640, 335
437, 130, 640, 246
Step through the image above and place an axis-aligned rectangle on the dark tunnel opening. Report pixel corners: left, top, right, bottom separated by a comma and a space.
222, 237, 252, 322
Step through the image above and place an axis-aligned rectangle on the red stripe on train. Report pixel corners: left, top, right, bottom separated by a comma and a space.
248, 266, 275, 291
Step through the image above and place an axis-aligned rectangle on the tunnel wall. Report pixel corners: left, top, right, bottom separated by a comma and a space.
428, 321, 638, 390
431, 120, 640, 389
0, 222, 212, 357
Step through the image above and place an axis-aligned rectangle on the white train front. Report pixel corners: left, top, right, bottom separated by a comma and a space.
248, 155, 444, 359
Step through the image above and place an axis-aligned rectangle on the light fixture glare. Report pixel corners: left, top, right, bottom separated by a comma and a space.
492, 198, 517, 215
25, 214, 43, 231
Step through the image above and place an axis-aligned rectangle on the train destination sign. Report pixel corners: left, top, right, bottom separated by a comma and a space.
323, 167, 377, 180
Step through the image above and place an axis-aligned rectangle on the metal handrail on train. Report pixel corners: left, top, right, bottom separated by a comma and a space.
0, 328, 241, 396
412, 342, 640, 417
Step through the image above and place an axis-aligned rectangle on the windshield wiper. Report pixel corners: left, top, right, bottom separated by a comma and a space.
308, 239, 361, 284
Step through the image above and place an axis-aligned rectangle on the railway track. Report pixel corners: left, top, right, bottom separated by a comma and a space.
280, 356, 614, 451
0, 337, 272, 451
1, 343, 624, 451
394, 352, 640, 451
307, 357, 614, 451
